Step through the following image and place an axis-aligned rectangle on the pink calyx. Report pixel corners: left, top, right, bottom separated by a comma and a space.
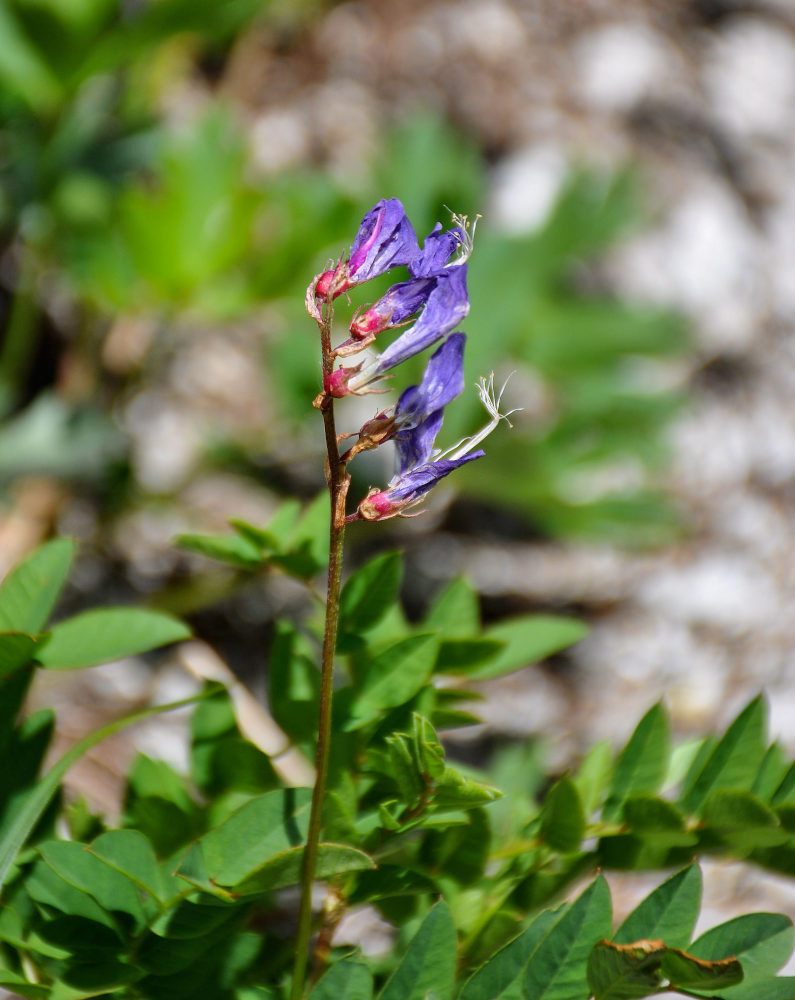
350, 307, 390, 339
357, 489, 400, 521
316, 266, 352, 301
324, 366, 356, 398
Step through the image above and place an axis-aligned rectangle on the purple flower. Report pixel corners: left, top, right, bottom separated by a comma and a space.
357, 453, 484, 521
349, 199, 419, 280
356, 364, 520, 521
316, 198, 419, 300
347, 276, 438, 342
408, 222, 465, 278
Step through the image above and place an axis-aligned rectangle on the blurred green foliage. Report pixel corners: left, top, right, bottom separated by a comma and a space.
0, 0, 688, 545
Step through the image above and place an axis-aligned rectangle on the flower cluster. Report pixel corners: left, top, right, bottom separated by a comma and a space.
310, 197, 514, 522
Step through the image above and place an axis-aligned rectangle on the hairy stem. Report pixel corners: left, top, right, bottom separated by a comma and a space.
292, 297, 350, 1000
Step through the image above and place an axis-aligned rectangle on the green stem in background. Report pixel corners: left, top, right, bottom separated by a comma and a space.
292, 297, 350, 1000
0, 242, 41, 417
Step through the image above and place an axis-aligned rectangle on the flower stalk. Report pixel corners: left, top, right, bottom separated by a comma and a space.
292, 288, 350, 1000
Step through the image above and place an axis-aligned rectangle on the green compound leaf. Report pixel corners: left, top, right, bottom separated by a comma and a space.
339, 551, 403, 636
349, 865, 439, 904
230, 843, 374, 895
434, 638, 506, 674
460, 907, 565, 1000
587, 939, 666, 1000
270, 491, 329, 578
424, 577, 480, 638
0, 538, 74, 633
0, 632, 39, 677
680, 696, 767, 815
345, 634, 438, 730
689, 912, 795, 983
753, 744, 789, 802
37, 840, 149, 932
621, 796, 697, 847
471, 615, 588, 681
701, 790, 788, 849
613, 864, 702, 949
234, 499, 301, 548
412, 714, 446, 780
383, 731, 425, 803
175, 531, 265, 569
540, 777, 585, 853
432, 765, 502, 810
310, 954, 373, 1000
189, 788, 312, 888
26, 857, 119, 931
86, 829, 169, 906
722, 978, 795, 1000
771, 761, 795, 806
603, 703, 670, 821
36, 607, 191, 669
573, 740, 613, 816
377, 901, 456, 1000
660, 949, 743, 991
521, 875, 613, 1000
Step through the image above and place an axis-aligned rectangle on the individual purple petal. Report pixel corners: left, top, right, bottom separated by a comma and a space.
396, 333, 466, 423
372, 266, 469, 375
348, 198, 420, 283
408, 223, 464, 278
394, 409, 444, 474
390, 451, 484, 501
357, 452, 484, 521
392, 334, 466, 470
350, 276, 437, 338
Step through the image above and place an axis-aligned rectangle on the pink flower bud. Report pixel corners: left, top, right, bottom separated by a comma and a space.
357, 489, 402, 521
